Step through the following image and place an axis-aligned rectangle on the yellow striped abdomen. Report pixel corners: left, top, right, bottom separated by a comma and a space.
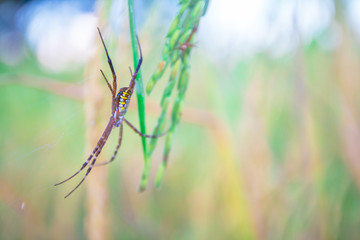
118, 88, 131, 114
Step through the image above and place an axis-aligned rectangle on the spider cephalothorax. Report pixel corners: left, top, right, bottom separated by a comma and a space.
55, 28, 165, 198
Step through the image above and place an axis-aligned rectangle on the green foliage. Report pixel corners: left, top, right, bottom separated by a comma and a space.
141, 0, 209, 189
2, 1, 360, 239
127, 0, 151, 191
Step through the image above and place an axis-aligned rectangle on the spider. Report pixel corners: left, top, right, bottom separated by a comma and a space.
177, 27, 197, 52
55, 28, 164, 198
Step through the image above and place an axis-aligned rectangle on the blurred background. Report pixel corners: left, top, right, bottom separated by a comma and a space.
1, 0, 360, 239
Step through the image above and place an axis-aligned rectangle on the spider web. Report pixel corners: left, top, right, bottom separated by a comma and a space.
0, 74, 152, 201
0, 85, 83, 192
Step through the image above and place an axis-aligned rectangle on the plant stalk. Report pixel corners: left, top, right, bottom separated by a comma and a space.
127, 0, 150, 191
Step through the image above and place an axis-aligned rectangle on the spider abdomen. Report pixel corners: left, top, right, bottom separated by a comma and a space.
114, 88, 131, 127
118, 89, 131, 114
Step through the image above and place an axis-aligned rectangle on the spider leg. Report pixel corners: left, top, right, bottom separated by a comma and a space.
63, 142, 105, 198
96, 122, 123, 166
55, 117, 115, 195
97, 27, 117, 93
62, 119, 114, 198
124, 118, 168, 138
100, 69, 114, 95
54, 145, 100, 186
128, 35, 143, 91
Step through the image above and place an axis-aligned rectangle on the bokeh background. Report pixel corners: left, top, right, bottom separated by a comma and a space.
1, 0, 360, 239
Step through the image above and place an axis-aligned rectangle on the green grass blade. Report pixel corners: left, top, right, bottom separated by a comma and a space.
127, 0, 150, 191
